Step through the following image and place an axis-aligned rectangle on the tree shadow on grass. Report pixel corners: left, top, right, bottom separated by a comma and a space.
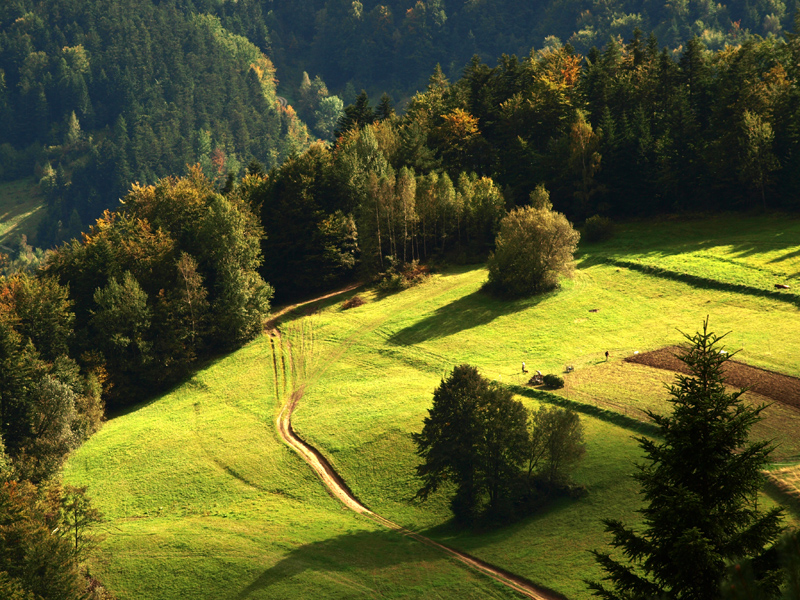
420, 492, 584, 543
388, 287, 552, 346
267, 283, 367, 330
763, 479, 800, 521
576, 246, 800, 307
232, 528, 451, 599
768, 247, 800, 279
578, 215, 800, 266
104, 353, 230, 420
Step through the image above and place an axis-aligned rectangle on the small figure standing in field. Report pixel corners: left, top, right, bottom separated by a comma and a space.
522, 362, 528, 374
605, 350, 609, 361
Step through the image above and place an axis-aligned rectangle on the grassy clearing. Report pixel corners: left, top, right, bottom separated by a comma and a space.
0, 178, 45, 246
580, 214, 800, 296
64, 215, 800, 599
561, 361, 800, 462
291, 249, 800, 597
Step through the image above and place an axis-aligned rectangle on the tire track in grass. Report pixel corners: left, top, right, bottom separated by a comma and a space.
268, 284, 565, 600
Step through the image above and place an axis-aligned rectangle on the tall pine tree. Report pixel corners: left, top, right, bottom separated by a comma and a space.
589, 318, 784, 600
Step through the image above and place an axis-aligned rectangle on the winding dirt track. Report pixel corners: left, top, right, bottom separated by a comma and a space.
268, 288, 561, 600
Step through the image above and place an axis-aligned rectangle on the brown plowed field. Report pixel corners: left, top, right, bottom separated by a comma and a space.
626, 346, 800, 409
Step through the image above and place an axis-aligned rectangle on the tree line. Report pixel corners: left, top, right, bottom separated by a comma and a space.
395, 31, 800, 215
248, 28, 800, 301
230, 0, 796, 99
251, 128, 506, 299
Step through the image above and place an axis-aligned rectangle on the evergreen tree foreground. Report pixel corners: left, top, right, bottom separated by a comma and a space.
589, 319, 785, 599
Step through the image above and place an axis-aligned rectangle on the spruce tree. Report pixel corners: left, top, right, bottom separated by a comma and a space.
589, 319, 784, 600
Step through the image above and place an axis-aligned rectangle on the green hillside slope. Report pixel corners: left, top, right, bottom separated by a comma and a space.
64, 215, 800, 599
0, 178, 45, 247
63, 338, 516, 599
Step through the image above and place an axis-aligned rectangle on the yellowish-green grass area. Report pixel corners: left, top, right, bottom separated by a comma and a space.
0, 178, 45, 246
64, 337, 517, 600
581, 213, 800, 294
561, 363, 800, 462
64, 215, 800, 599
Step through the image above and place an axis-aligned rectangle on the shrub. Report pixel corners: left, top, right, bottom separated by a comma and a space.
377, 259, 430, 292
583, 214, 615, 243
486, 204, 580, 298
342, 295, 365, 309
542, 374, 564, 389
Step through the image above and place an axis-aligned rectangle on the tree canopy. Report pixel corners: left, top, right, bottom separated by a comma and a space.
0, 0, 310, 246
413, 365, 585, 523
486, 203, 580, 297
45, 168, 273, 406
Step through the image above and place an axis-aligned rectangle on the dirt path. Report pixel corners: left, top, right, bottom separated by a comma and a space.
276, 377, 561, 600
265, 282, 363, 330
268, 286, 562, 600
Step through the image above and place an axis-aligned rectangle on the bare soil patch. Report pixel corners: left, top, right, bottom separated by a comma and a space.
626, 346, 800, 409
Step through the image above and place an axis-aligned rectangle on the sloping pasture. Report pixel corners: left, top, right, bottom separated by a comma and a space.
65, 215, 800, 599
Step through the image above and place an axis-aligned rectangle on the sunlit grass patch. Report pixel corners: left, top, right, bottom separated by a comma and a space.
0, 178, 46, 245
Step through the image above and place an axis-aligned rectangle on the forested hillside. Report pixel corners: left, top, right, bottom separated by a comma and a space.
0, 0, 309, 246
2, 0, 799, 254
1, 2, 800, 598
237, 0, 797, 95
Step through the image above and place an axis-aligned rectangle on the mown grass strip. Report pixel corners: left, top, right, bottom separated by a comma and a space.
596, 257, 800, 307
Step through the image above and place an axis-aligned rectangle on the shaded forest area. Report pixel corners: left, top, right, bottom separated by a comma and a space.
240, 0, 798, 96
0, 0, 310, 245
1, 0, 799, 257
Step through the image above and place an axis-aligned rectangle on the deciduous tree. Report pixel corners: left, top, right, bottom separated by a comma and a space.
486, 202, 579, 297
526, 405, 585, 488
413, 365, 528, 521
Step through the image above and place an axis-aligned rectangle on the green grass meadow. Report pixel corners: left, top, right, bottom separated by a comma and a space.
64, 215, 800, 599
581, 213, 800, 302
64, 338, 516, 599
0, 178, 45, 247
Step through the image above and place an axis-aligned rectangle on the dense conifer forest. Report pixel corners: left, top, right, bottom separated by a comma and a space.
2, 0, 800, 252
251, 30, 800, 300
239, 0, 798, 94
0, 0, 310, 245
